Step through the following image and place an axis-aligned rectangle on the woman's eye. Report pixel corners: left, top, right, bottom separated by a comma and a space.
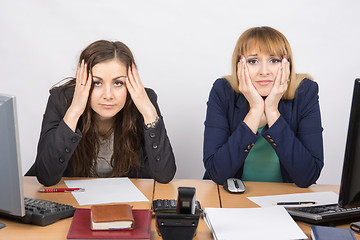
114, 81, 124, 87
247, 59, 258, 64
93, 81, 102, 87
270, 58, 281, 63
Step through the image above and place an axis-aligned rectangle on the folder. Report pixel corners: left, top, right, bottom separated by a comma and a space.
67, 208, 151, 240
311, 225, 356, 240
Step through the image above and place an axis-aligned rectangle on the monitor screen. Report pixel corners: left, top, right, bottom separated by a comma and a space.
0, 94, 24, 217
339, 78, 360, 208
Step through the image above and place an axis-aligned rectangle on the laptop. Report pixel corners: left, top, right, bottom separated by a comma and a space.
0, 94, 75, 226
287, 78, 360, 224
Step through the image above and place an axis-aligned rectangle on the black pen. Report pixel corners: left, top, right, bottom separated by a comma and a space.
274, 201, 316, 205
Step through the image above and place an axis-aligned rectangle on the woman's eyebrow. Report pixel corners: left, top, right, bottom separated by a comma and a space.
113, 75, 127, 80
92, 75, 127, 80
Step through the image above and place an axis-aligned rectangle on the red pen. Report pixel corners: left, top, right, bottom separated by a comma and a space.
38, 188, 85, 193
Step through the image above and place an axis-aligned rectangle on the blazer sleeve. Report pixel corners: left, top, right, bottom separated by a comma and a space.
142, 88, 176, 183
203, 79, 260, 185
261, 80, 324, 187
34, 87, 82, 186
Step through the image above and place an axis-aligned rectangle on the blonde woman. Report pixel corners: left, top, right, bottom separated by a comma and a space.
203, 26, 323, 188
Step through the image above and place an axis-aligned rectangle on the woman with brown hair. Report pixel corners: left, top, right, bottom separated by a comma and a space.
27, 40, 176, 186
203, 26, 323, 188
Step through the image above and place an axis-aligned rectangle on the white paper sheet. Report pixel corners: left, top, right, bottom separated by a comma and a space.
248, 191, 338, 208
64, 178, 149, 205
204, 206, 307, 240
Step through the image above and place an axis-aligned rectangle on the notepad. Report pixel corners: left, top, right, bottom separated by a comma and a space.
204, 206, 307, 240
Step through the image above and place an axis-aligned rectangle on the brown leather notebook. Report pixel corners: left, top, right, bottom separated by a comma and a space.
91, 203, 134, 230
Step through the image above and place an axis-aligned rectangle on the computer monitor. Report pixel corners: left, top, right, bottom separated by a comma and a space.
339, 78, 360, 208
0, 94, 25, 217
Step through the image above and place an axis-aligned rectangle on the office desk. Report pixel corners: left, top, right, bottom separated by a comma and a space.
219, 181, 359, 239
0, 177, 218, 240
1, 177, 359, 239
0, 177, 154, 240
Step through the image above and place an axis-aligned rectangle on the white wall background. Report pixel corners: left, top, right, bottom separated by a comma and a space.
1, 0, 360, 185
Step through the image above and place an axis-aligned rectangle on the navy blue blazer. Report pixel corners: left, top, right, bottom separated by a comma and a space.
203, 78, 324, 188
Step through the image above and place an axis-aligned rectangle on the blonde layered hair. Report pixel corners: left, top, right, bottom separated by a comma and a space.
226, 26, 311, 100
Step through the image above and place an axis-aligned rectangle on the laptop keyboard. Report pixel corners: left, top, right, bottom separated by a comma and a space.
287, 204, 360, 224
19, 197, 75, 226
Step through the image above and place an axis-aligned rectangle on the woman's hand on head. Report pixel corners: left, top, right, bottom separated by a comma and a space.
126, 64, 158, 124
264, 56, 290, 127
64, 59, 92, 132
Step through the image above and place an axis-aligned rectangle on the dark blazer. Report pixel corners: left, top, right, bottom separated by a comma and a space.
203, 78, 324, 188
26, 85, 176, 186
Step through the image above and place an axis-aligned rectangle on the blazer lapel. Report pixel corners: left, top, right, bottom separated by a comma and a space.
232, 93, 249, 131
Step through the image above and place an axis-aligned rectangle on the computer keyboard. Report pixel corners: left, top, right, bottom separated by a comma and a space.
287, 204, 360, 224
7, 197, 76, 226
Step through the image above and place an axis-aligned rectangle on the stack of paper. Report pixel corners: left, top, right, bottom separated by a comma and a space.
65, 177, 148, 205
247, 192, 338, 208
204, 206, 307, 240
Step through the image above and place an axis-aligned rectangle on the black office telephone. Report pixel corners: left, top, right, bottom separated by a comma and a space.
155, 187, 201, 240
152, 199, 203, 214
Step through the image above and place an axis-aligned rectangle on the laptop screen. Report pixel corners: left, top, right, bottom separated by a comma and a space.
339, 78, 360, 208
0, 94, 24, 217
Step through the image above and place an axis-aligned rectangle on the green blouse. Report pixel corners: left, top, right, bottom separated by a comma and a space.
241, 126, 283, 182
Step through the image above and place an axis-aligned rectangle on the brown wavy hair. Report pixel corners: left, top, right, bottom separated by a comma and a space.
60, 40, 143, 177
226, 26, 312, 99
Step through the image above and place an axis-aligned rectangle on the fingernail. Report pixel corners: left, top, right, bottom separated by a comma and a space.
283, 56, 288, 62
241, 56, 246, 63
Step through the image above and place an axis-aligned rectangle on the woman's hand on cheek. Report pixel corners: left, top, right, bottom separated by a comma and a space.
238, 57, 265, 134
265, 57, 290, 126
237, 57, 264, 112
64, 59, 92, 132
126, 64, 158, 124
